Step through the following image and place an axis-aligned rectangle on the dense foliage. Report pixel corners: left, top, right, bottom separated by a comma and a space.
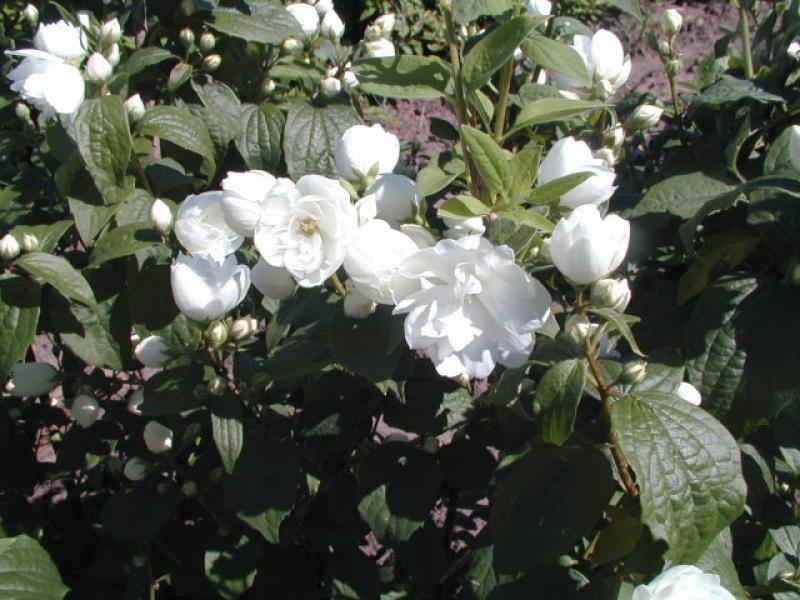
1, 0, 800, 598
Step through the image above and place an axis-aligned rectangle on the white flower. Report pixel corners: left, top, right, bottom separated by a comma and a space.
134, 335, 172, 368
6, 20, 86, 120
788, 41, 800, 59
392, 236, 552, 379
344, 281, 378, 319
443, 215, 486, 239
364, 38, 396, 58
230, 317, 258, 341
321, 10, 345, 40
564, 314, 597, 348
251, 260, 297, 300
5, 362, 59, 397
537, 137, 617, 209
105, 43, 121, 67
320, 76, 341, 97
311, 0, 334, 14
365, 174, 423, 227
632, 565, 734, 600
175, 191, 244, 259
401, 224, 436, 248
676, 382, 702, 406
375, 13, 396, 36
72, 394, 101, 428
254, 175, 358, 287
343, 66, 360, 91
124, 457, 150, 481
221, 170, 299, 237
335, 124, 400, 182
143, 421, 173, 454
659, 9, 683, 38
100, 18, 121, 46
550, 204, 630, 285
0, 233, 20, 261
21, 233, 39, 252
287, 3, 320, 38
124, 93, 146, 121
526, 0, 552, 16
344, 219, 419, 304
127, 390, 144, 416
22, 4, 39, 25
789, 125, 800, 172
150, 198, 173, 233
554, 29, 631, 96
590, 278, 631, 312
626, 104, 664, 130
171, 253, 251, 321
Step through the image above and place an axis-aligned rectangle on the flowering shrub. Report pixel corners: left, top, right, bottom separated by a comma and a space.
1, 0, 800, 598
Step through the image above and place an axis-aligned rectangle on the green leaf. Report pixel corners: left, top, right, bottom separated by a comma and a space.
209, 5, 302, 44
416, 151, 465, 197
589, 307, 644, 356
102, 484, 182, 541
491, 443, 615, 571
15, 252, 95, 306
138, 106, 216, 176
191, 79, 242, 149
120, 47, 178, 75
509, 99, 601, 136
508, 143, 542, 196
353, 56, 451, 99
283, 103, 361, 180
0, 535, 69, 600
602, 0, 643, 20
211, 395, 244, 475
204, 535, 258, 599
462, 16, 541, 92
528, 171, 594, 205
0, 277, 40, 380
695, 530, 748, 600
235, 103, 284, 171
453, 0, 513, 24
611, 391, 747, 563
88, 222, 161, 267
536, 359, 588, 445
461, 125, 512, 196
438, 194, 491, 219
141, 365, 205, 416
9, 221, 73, 255
68, 195, 115, 246
496, 208, 554, 232
73, 97, 132, 203
521, 35, 590, 83
693, 76, 784, 107
631, 172, 738, 219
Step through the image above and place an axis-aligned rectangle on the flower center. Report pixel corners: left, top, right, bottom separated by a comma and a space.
298, 217, 319, 236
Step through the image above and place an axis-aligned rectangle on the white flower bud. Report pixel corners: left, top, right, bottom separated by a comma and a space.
364, 37, 395, 58
86, 52, 113, 82
564, 314, 596, 348
659, 9, 683, 38
180, 28, 195, 48
607, 124, 625, 149
15, 102, 31, 122
321, 10, 345, 40
199, 32, 216, 53
334, 124, 400, 182
286, 3, 320, 38
124, 457, 150, 481
150, 198, 173, 233
320, 76, 341, 98
207, 376, 227, 396
143, 421, 173, 454
22, 4, 39, 26
590, 278, 631, 312
72, 394, 101, 428
262, 78, 277, 94
620, 360, 647, 385
202, 54, 221, 72
206, 320, 228, 347
312, 0, 334, 14
676, 381, 702, 406
282, 37, 302, 53
344, 282, 377, 319
230, 317, 258, 341
100, 18, 121, 46
374, 13, 396, 36
21, 233, 39, 253
5, 362, 59, 397
0, 234, 20, 261
788, 41, 800, 60
124, 94, 146, 121
127, 389, 144, 416
105, 43, 121, 67
625, 104, 664, 130
134, 335, 172, 368
594, 148, 616, 168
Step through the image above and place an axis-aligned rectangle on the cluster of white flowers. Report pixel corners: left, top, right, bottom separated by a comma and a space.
5, 16, 122, 122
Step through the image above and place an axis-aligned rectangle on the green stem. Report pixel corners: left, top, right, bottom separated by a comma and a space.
131, 149, 154, 196
532, 0, 559, 84
738, 2, 754, 79
666, 39, 686, 144
493, 1, 523, 140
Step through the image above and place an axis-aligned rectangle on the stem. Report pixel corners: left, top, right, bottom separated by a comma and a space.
493, 1, 523, 140
131, 149, 154, 196
532, 0, 559, 84
738, 2, 754, 79
330, 272, 347, 297
585, 349, 639, 497
666, 38, 686, 144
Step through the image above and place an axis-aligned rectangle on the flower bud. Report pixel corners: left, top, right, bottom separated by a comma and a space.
208, 376, 227, 396
230, 317, 257, 341
72, 394, 101, 428
564, 314, 595, 347
282, 37, 302, 54
21, 233, 39, 253
202, 54, 221, 72
206, 320, 228, 347
666, 58, 681, 78
198, 32, 216, 53
143, 421, 173, 454
657, 39, 671, 57
180, 28, 195, 48
344, 283, 377, 319
22, 4, 39, 27
595, 148, 616, 168
124, 457, 150, 481
287, 2, 320, 38
321, 10, 345, 40
659, 9, 683, 38
676, 381, 702, 406
14, 102, 31, 123
320, 76, 341, 98
374, 13, 396, 37
594, 79, 615, 101
5, 362, 59, 397
105, 43, 121, 67
86, 52, 113, 82
150, 198, 173, 233
619, 360, 647, 385
590, 278, 631, 312
606, 124, 625, 149
364, 23, 382, 41
788, 41, 800, 60
625, 104, 664, 130
134, 335, 172, 368
127, 389, 144, 416
0, 233, 20, 261
262, 78, 276, 95
313, 0, 334, 14
124, 94, 146, 121
100, 17, 121, 46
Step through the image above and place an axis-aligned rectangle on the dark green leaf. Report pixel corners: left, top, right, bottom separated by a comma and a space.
120, 48, 178, 75
536, 359, 587, 445
453, 0, 513, 24
235, 103, 284, 171
0, 534, 69, 600
141, 365, 205, 416
211, 395, 244, 475
521, 35, 590, 83
589, 307, 644, 356
438, 194, 491, 219
631, 172, 738, 219
138, 106, 216, 175
0, 277, 40, 380
693, 77, 784, 107
15, 252, 95, 306
461, 125, 512, 196
353, 56, 451, 99
209, 5, 302, 44
89, 223, 161, 267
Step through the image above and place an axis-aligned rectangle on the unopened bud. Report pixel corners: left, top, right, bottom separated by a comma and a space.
15, 102, 31, 122
619, 360, 647, 385
124, 93, 146, 121
666, 58, 681, 78
590, 278, 631, 312
100, 17, 121, 46
282, 37, 302, 53
374, 13, 396, 36
564, 314, 596, 348
0, 234, 20, 261
22, 4, 39, 27
124, 457, 150, 481
230, 317, 257, 341
202, 53, 221, 72
206, 320, 228, 347
262, 78, 276, 95
594, 79, 615, 101
198, 32, 216, 53
143, 421, 173, 454
344, 282, 377, 319
106, 43, 121, 67
86, 52, 113, 82
625, 104, 664, 130
605, 125, 625, 149
21, 233, 39, 252
208, 376, 227, 396
320, 76, 341, 98
127, 390, 144, 416
180, 28, 195, 48
134, 335, 172, 368
150, 198, 173, 233
595, 148, 616, 167
72, 394, 101, 428
659, 9, 683, 38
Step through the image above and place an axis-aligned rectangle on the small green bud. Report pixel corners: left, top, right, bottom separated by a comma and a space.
262, 78, 276, 95
619, 360, 647, 385
206, 320, 228, 347
659, 9, 683, 38
202, 53, 221, 72
21, 233, 39, 253
666, 58, 681, 78
208, 376, 227, 396
15, 102, 31, 122
198, 32, 216, 53
179, 28, 195, 48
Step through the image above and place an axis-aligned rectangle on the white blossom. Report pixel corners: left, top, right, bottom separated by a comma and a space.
251, 260, 297, 300
344, 281, 378, 319
554, 29, 631, 97
134, 335, 172, 368
124, 457, 150, 481
175, 191, 244, 259
443, 215, 486, 239
171, 253, 251, 321
537, 136, 617, 209
72, 394, 101, 428
287, 3, 320, 38
374, 14, 396, 36
366, 174, 423, 227
526, 0, 552, 16
321, 10, 345, 40
364, 38, 396, 58
0, 234, 20, 261
221, 171, 299, 237
632, 565, 734, 600
335, 124, 400, 181
143, 421, 173, 454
